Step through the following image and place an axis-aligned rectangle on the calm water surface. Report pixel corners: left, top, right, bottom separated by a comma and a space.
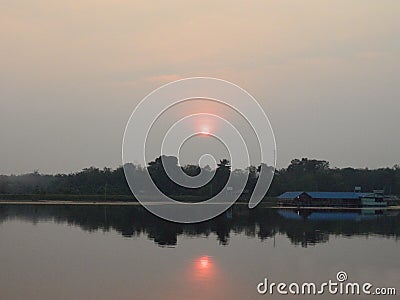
0, 204, 399, 300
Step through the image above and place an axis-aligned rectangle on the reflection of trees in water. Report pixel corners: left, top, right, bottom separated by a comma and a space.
0, 205, 399, 248
284, 228, 330, 247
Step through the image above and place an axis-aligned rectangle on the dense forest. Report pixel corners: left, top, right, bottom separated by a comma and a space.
0, 157, 399, 199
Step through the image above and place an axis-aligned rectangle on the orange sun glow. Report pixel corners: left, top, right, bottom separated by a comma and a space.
199, 256, 210, 268
200, 127, 211, 136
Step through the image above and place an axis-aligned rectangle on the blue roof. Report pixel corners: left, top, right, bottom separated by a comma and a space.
308, 192, 360, 199
278, 191, 373, 200
278, 191, 304, 199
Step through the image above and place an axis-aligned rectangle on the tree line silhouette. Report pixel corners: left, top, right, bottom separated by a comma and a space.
0, 157, 399, 199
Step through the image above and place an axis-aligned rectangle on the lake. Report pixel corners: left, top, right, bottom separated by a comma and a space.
0, 204, 399, 299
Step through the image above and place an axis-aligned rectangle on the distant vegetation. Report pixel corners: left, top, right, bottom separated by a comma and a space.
0, 157, 399, 200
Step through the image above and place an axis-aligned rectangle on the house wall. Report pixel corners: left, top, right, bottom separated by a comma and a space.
279, 197, 361, 207
361, 197, 387, 207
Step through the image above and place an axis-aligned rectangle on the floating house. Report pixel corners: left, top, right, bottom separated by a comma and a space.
278, 191, 387, 207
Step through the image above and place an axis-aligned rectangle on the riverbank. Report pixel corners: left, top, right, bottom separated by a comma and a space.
0, 200, 399, 210
0, 193, 280, 205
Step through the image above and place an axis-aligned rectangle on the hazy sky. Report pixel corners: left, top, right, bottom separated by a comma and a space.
1, 0, 399, 174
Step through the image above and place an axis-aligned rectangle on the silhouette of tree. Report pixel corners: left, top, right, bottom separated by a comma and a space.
0, 157, 399, 199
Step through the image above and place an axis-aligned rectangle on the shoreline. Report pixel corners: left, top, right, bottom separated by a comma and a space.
0, 200, 399, 210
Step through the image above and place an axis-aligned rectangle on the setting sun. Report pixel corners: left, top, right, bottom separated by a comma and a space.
200, 127, 211, 136
199, 256, 210, 268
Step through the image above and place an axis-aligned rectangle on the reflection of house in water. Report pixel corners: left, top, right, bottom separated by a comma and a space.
277, 209, 394, 222
276, 208, 400, 247
278, 191, 388, 207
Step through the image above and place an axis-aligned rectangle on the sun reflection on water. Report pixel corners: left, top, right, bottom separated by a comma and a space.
191, 255, 216, 282
199, 256, 210, 269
